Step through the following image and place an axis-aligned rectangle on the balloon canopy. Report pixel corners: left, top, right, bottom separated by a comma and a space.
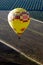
8, 8, 30, 37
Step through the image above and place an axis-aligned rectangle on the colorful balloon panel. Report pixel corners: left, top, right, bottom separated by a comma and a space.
8, 8, 30, 36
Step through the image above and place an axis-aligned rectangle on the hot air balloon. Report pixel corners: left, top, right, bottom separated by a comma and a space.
8, 8, 30, 39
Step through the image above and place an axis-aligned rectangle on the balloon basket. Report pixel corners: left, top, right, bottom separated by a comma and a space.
18, 37, 21, 39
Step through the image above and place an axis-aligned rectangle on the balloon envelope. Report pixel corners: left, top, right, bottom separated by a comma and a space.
8, 8, 30, 36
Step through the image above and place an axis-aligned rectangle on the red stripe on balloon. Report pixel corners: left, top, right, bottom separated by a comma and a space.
21, 28, 25, 31
15, 16, 20, 19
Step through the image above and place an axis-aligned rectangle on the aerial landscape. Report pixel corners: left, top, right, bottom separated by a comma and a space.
0, 0, 43, 65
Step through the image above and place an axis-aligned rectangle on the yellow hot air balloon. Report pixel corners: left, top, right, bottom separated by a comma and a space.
8, 8, 30, 38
